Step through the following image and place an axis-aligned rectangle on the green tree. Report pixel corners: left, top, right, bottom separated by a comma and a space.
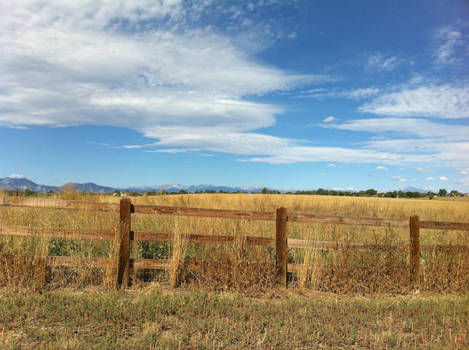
23, 188, 35, 197
438, 189, 447, 197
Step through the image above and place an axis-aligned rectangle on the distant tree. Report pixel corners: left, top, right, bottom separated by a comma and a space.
364, 189, 378, 196
438, 189, 447, 197
449, 190, 462, 197
384, 191, 397, 198
316, 188, 328, 195
426, 191, 434, 199
261, 188, 270, 194
23, 188, 35, 197
112, 190, 121, 197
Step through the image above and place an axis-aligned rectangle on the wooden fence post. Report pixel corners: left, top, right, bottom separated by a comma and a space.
116, 198, 132, 289
409, 215, 420, 289
276, 207, 288, 288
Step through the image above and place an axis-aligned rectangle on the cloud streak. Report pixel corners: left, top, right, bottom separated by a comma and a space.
434, 26, 464, 65
359, 85, 469, 119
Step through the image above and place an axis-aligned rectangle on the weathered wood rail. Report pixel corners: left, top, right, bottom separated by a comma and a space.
1, 196, 468, 289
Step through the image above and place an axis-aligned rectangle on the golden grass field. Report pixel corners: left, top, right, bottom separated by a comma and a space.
1, 192, 468, 349
0, 192, 468, 293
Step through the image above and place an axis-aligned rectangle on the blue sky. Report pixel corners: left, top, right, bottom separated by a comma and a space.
1, 0, 468, 191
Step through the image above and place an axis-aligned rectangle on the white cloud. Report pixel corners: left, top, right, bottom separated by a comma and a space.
323, 116, 336, 123
326, 118, 469, 140
0, 1, 313, 142
458, 168, 469, 175
85, 141, 110, 147
326, 163, 336, 167
368, 54, 400, 71
144, 149, 188, 153
303, 87, 379, 100
376, 166, 388, 171
244, 145, 434, 165
1, 1, 466, 171
434, 26, 463, 65
426, 177, 434, 181
439, 176, 448, 181
359, 85, 469, 119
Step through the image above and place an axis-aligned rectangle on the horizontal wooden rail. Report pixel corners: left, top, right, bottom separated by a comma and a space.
289, 213, 408, 228
2, 223, 467, 253
288, 238, 469, 253
0, 197, 119, 212
131, 258, 170, 270
2, 196, 469, 231
133, 204, 275, 221
0, 225, 115, 240
420, 221, 469, 231
133, 231, 274, 246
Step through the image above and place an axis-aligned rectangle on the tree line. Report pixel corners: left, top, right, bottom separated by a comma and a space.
1, 187, 465, 199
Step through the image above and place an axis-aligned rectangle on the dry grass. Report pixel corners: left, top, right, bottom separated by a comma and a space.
0, 192, 468, 294
0, 288, 468, 349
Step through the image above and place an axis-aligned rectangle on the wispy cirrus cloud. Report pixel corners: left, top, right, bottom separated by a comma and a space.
324, 117, 469, 139
323, 116, 469, 168
433, 26, 464, 65
301, 87, 380, 100
358, 85, 469, 119
367, 53, 401, 71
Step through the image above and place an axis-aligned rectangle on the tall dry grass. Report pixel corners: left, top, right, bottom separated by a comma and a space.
0, 192, 468, 293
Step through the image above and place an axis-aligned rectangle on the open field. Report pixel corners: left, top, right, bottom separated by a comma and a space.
0, 287, 468, 349
1, 193, 468, 293
0, 193, 468, 348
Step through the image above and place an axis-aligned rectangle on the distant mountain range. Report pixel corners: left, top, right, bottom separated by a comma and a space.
0, 177, 266, 194
0, 177, 61, 193
0, 176, 436, 194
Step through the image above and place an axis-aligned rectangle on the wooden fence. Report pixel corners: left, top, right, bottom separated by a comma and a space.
1, 196, 468, 289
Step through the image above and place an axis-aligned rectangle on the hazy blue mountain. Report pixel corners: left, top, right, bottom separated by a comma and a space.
122, 184, 265, 193
0, 177, 432, 195
0, 177, 59, 192
400, 186, 428, 193
0, 177, 266, 194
